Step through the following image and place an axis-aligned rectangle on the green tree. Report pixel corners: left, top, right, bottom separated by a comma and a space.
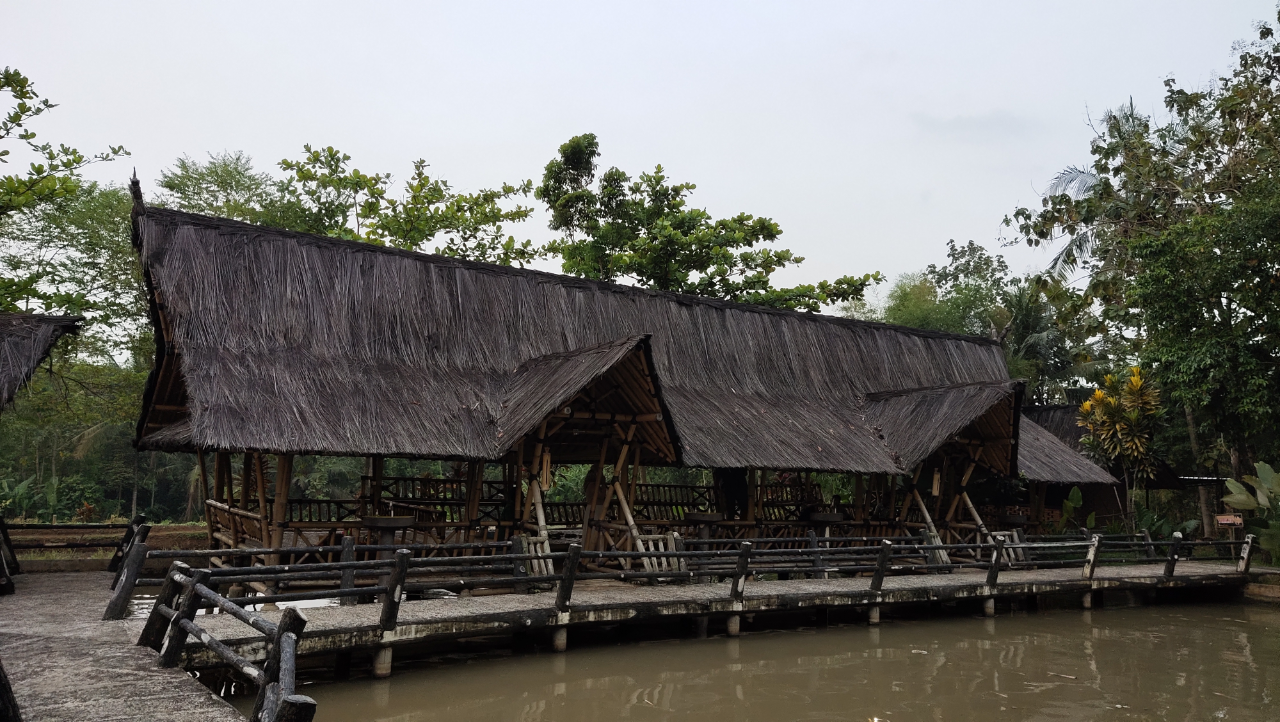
275, 145, 540, 265
157, 151, 283, 223
1, 68, 127, 219
1132, 181, 1280, 469
535, 133, 880, 312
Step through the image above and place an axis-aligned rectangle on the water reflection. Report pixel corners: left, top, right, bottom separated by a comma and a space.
244, 603, 1280, 721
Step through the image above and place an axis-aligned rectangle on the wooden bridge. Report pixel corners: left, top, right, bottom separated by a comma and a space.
0, 532, 1262, 722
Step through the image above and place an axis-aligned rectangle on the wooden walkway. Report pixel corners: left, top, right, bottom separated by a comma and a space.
171, 560, 1247, 668
0, 571, 242, 722
0, 561, 1253, 721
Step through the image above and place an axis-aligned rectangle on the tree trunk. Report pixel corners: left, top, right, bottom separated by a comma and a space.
1185, 405, 1214, 538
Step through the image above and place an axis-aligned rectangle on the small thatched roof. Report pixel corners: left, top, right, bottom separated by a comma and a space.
0, 313, 80, 410
129, 194, 1092, 477
1018, 416, 1117, 485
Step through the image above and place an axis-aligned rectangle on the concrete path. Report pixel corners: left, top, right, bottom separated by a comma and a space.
0, 571, 242, 722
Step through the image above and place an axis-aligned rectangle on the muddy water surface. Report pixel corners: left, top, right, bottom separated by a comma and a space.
239, 603, 1280, 721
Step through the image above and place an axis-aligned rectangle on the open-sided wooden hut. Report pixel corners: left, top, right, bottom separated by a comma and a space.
126, 183, 1111, 565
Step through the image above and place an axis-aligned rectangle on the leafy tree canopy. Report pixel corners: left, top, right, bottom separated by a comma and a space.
535, 133, 880, 312
159, 148, 540, 266
1, 68, 127, 218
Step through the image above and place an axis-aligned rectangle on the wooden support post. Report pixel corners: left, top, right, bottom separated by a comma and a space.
138, 562, 190, 650
379, 549, 410, 631
745, 469, 757, 524
274, 694, 318, 722
983, 598, 996, 617
240, 453, 253, 512
368, 455, 385, 515
1082, 534, 1101, 581
871, 540, 892, 592
251, 607, 309, 722
1239, 533, 1257, 574
213, 452, 226, 508
271, 455, 293, 558
556, 544, 582, 613
159, 569, 211, 667
254, 454, 271, 547
338, 536, 356, 607
1141, 529, 1156, 559
110, 521, 151, 591
103, 532, 151, 620
730, 542, 752, 603
464, 461, 483, 536
807, 530, 825, 580
511, 535, 529, 594
985, 537, 1004, 588
107, 514, 146, 574
868, 606, 881, 626
1163, 531, 1183, 579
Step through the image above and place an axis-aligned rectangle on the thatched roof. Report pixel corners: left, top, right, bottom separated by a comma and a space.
1017, 415, 1117, 484
129, 195, 1092, 477
0, 313, 80, 410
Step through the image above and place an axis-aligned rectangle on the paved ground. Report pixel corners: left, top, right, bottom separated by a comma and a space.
0, 571, 242, 722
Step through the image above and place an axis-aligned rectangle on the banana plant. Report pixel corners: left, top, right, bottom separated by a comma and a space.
1223, 462, 1280, 556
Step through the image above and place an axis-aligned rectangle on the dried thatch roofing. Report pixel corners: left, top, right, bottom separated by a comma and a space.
0, 313, 80, 410
1017, 415, 1117, 484
130, 196, 1092, 477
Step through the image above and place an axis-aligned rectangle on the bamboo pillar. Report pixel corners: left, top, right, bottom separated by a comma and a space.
464, 461, 484, 540
271, 454, 293, 556
239, 453, 252, 511
254, 454, 270, 545
745, 469, 757, 523
368, 455, 385, 516
198, 451, 213, 547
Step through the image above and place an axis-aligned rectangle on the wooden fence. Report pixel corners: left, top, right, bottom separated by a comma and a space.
0, 515, 146, 597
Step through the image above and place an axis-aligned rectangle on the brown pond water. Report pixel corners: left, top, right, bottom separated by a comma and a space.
233, 603, 1280, 721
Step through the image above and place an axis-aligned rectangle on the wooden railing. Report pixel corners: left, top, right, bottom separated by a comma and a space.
138, 563, 316, 722
1, 515, 147, 597
113, 530, 1255, 721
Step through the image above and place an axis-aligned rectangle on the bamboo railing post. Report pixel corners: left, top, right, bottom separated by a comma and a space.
1163, 531, 1183, 579
556, 544, 582, 613
338, 536, 356, 607
986, 537, 1005, 588
1141, 529, 1156, 559
1239, 533, 1257, 574
110, 521, 151, 591
103, 534, 151, 620
274, 694, 318, 722
730, 542, 752, 603
379, 550, 410, 631
138, 562, 190, 650
807, 530, 825, 580
107, 513, 147, 574
251, 607, 308, 722
511, 535, 530, 594
1082, 535, 1101, 581
159, 568, 211, 667
871, 540, 892, 592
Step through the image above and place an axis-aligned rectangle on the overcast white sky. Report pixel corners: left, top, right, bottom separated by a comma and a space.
5, 1, 1276, 290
